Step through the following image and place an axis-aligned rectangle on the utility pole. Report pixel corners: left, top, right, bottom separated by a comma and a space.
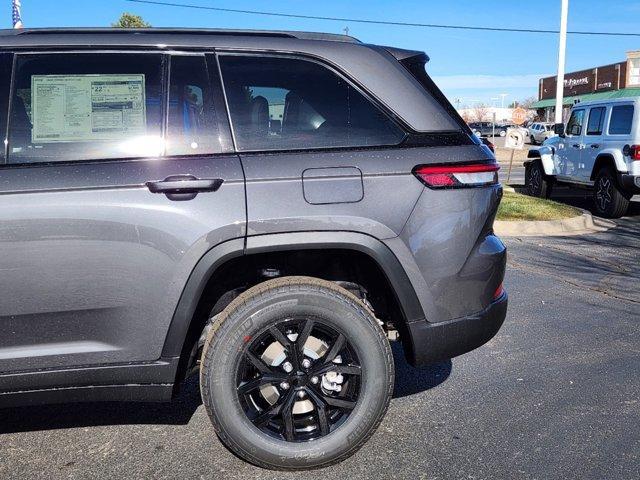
555, 0, 569, 124
343, 26, 349, 36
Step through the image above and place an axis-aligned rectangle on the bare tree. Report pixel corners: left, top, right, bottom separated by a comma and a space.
511, 96, 537, 109
473, 104, 489, 122
459, 111, 472, 124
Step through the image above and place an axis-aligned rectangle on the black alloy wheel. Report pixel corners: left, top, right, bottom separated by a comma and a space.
200, 276, 394, 470
593, 168, 630, 218
236, 317, 361, 442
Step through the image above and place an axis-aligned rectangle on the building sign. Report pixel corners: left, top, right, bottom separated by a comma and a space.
539, 62, 626, 101
564, 76, 589, 89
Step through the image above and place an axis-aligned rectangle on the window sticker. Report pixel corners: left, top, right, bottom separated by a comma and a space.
31, 74, 146, 143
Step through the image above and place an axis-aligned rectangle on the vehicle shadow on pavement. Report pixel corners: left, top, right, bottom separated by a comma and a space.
547, 188, 640, 220
391, 342, 452, 399
0, 344, 452, 434
0, 375, 203, 434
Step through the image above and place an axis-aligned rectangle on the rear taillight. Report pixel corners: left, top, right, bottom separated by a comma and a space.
493, 283, 505, 300
630, 145, 640, 161
413, 162, 500, 189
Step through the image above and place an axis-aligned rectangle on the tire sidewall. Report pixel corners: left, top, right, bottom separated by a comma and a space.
201, 283, 393, 469
526, 161, 544, 197
593, 168, 629, 218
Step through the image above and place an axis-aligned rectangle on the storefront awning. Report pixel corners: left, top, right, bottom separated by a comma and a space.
531, 88, 640, 109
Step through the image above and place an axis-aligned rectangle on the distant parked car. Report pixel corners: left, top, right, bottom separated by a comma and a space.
528, 122, 555, 144
495, 123, 513, 137
469, 121, 495, 137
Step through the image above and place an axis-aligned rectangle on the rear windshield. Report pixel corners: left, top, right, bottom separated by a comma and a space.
609, 105, 634, 135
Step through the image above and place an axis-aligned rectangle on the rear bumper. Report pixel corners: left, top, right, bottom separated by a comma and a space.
404, 292, 508, 367
619, 174, 640, 194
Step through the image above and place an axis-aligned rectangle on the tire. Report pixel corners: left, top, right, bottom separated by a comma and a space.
200, 276, 394, 470
525, 160, 552, 198
593, 168, 630, 218
529, 135, 537, 145
499, 130, 506, 137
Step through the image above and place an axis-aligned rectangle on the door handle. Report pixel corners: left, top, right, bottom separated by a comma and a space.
590, 144, 600, 149
146, 175, 224, 200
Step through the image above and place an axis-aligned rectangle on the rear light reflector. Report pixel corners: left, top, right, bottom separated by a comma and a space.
493, 283, 505, 300
413, 162, 500, 189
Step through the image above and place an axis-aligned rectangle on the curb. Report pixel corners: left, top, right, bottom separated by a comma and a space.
494, 209, 615, 237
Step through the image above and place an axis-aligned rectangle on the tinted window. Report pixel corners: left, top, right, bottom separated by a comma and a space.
8, 53, 163, 164
0, 53, 12, 163
609, 105, 634, 135
167, 55, 221, 156
219, 55, 404, 151
586, 107, 606, 136
566, 110, 585, 136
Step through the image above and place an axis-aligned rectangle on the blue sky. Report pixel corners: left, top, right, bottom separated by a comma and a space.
8, 0, 640, 107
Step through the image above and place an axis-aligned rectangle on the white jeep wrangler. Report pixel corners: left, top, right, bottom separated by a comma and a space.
525, 97, 640, 218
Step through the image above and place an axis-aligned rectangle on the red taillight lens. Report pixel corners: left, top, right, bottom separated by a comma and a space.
493, 283, 505, 300
630, 145, 640, 161
413, 162, 500, 189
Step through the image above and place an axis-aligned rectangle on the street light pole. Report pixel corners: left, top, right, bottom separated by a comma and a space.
554, 0, 569, 124
499, 93, 508, 110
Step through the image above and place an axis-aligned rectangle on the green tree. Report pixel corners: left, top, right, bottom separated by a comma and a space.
112, 13, 151, 28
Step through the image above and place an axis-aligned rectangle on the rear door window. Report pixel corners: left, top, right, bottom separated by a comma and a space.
608, 105, 634, 135
166, 55, 221, 156
0, 53, 11, 163
8, 53, 163, 164
218, 55, 405, 151
586, 107, 606, 136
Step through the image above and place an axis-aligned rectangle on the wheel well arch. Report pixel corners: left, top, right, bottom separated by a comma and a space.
591, 154, 616, 180
162, 233, 424, 389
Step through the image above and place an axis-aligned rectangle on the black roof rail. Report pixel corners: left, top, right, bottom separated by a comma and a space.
0, 27, 360, 43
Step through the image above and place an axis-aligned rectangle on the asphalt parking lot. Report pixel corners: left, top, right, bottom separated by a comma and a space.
0, 204, 638, 480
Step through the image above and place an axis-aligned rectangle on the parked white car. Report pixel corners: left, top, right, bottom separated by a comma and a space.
525, 97, 640, 218
528, 122, 555, 145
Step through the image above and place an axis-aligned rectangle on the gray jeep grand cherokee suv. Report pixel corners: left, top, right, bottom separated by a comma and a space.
0, 28, 507, 469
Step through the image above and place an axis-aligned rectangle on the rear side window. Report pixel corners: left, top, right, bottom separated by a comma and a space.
218, 55, 404, 151
608, 105, 634, 135
586, 107, 606, 136
8, 53, 163, 164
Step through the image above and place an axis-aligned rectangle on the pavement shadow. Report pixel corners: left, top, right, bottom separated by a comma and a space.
391, 342, 452, 399
547, 187, 640, 220
0, 375, 202, 434
0, 344, 452, 434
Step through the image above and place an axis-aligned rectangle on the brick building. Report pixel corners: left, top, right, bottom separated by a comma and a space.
532, 50, 640, 121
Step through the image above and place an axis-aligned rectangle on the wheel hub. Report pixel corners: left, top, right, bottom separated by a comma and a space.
236, 318, 361, 442
291, 371, 308, 387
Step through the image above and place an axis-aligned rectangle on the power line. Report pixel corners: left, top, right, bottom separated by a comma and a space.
125, 0, 640, 37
